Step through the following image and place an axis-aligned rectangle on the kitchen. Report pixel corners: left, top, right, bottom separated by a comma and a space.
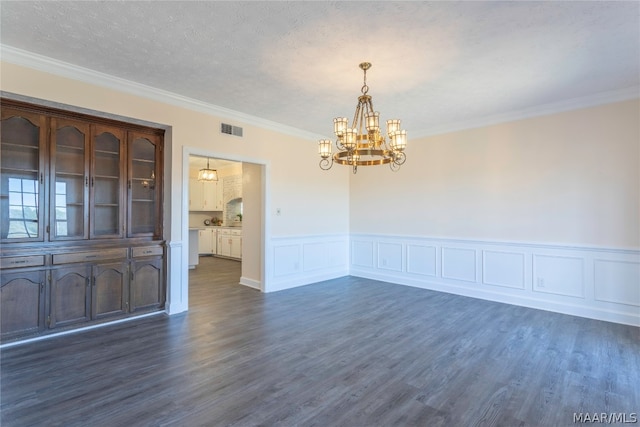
188, 155, 243, 269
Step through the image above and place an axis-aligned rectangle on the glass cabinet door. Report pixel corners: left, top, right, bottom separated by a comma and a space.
128, 131, 161, 238
0, 108, 46, 243
91, 125, 125, 239
50, 118, 90, 240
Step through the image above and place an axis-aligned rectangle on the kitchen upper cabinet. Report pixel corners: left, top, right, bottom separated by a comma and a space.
0, 108, 47, 243
189, 178, 204, 211
204, 180, 223, 211
189, 179, 222, 211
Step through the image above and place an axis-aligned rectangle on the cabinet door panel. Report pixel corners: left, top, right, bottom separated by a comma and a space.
50, 266, 91, 328
91, 125, 125, 238
93, 261, 128, 319
1, 270, 45, 338
128, 132, 161, 238
1, 109, 46, 243
50, 118, 90, 240
189, 178, 204, 211
130, 257, 163, 312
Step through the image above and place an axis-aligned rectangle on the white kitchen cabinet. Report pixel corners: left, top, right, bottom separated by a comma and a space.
198, 228, 216, 255
230, 232, 242, 259
189, 178, 204, 211
190, 179, 222, 211
217, 228, 241, 259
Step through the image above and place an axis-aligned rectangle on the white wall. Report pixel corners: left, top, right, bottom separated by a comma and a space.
351, 99, 639, 248
2, 57, 637, 326
0, 60, 350, 310
349, 99, 640, 325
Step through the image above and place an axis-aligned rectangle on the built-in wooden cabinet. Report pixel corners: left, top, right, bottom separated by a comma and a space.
92, 125, 125, 239
0, 108, 47, 243
130, 255, 163, 313
0, 269, 46, 339
0, 99, 166, 342
93, 260, 129, 319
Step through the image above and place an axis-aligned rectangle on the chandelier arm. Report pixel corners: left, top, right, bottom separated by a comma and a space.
319, 158, 333, 170
352, 101, 361, 131
393, 151, 407, 165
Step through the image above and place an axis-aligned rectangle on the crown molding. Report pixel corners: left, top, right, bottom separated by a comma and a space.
0, 44, 323, 141
3, 45, 637, 141
412, 86, 640, 139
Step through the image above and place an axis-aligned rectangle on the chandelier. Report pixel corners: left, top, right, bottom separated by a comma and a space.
318, 62, 407, 174
198, 158, 218, 181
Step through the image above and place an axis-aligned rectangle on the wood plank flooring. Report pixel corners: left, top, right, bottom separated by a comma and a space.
1, 256, 639, 426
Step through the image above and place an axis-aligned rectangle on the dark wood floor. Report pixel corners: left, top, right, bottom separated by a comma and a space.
1, 256, 639, 426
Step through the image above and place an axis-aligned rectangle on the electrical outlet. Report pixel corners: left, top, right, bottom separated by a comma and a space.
276, 208, 281, 216
537, 278, 545, 287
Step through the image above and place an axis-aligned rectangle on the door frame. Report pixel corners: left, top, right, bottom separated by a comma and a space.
180, 146, 270, 309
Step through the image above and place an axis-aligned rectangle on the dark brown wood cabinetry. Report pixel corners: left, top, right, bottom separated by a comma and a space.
0, 99, 165, 342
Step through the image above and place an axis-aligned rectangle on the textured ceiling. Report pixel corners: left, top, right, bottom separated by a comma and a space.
1, 1, 638, 138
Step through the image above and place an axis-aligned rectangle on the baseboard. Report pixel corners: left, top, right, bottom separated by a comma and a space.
239, 276, 261, 290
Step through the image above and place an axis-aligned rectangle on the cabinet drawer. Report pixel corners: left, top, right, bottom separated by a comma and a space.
0, 255, 45, 269
231, 230, 242, 236
132, 246, 164, 258
53, 248, 128, 265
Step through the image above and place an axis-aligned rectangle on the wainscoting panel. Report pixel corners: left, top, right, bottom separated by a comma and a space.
533, 255, 584, 298
407, 244, 437, 277
267, 234, 349, 292
442, 247, 477, 283
273, 244, 300, 277
349, 234, 640, 326
352, 240, 374, 268
594, 259, 640, 307
482, 250, 525, 290
303, 242, 327, 272
377, 242, 403, 272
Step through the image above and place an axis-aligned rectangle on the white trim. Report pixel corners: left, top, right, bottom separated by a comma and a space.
268, 233, 350, 293
183, 146, 271, 297
0, 44, 322, 141
349, 233, 640, 254
349, 233, 640, 326
239, 277, 261, 290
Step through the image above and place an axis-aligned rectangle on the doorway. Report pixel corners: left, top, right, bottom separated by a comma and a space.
184, 152, 265, 301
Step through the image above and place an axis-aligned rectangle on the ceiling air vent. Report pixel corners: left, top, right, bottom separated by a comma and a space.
221, 123, 243, 137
